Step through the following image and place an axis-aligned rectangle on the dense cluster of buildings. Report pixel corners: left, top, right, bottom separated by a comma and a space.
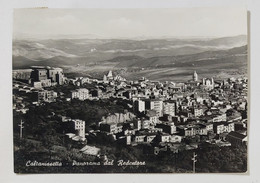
13, 66, 66, 88
13, 68, 248, 157
13, 66, 66, 110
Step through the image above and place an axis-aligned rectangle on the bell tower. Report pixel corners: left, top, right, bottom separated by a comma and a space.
193, 71, 198, 81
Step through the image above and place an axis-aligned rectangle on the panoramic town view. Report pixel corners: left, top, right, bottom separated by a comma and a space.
12, 8, 248, 173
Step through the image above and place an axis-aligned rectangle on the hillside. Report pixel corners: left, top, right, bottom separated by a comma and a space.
105, 45, 247, 69
13, 35, 247, 62
13, 36, 248, 81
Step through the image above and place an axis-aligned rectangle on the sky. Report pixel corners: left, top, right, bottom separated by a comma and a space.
13, 7, 247, 39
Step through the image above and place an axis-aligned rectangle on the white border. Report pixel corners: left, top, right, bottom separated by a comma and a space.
0, 0, 260, 183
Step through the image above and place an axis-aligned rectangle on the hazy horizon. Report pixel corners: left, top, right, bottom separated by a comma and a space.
13, 7, 247, 40
13, 34, 247, 41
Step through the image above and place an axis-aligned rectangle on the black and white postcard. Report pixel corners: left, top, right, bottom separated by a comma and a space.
12, 7, 248, 173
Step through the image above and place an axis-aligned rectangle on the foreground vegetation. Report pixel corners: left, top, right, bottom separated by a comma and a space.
13, 98, 247, 173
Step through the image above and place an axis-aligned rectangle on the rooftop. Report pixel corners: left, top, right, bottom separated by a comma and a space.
227, 131, 246, 139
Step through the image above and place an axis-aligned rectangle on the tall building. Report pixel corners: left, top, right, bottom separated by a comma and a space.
47, 67, 65, 85
193, 71, 198, 81
145, 99, 163, 117
72, 119, 86, 139
134, 100, 145, 113
153, 100, 163, 117
163, 102, 175, 116
30, 66, 65, 85
31, 68, 48, 81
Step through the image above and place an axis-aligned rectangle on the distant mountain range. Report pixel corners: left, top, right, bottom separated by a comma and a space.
13, 35, 248, 81
13, 43, 247, 70
106, 45, 247, 68
13, 35, 247, 61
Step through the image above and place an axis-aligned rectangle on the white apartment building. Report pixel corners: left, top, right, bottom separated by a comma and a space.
71, 88, 89, 101
163, 102, 175, 116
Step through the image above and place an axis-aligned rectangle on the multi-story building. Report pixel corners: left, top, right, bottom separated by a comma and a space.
33, 81, 43, 89
12, 69, 32, 83
33, 90, 57, 103
72, 119, 86, 140
71, 88, 90, 101
213, 122, 235, 134
145, 99, 163, 117
99, 123, 123, 134
146, 110, 159, 125
205, 123, 214, 132
40, 79, 52, 87
163, 101, 175, 116
47, 67, 65, 85
134, 100, 145, 113
31, 68, 48, 81
177, 124, 208, 137
157, 134, 182, 143
192, 108, 203, 117
160, 133, 171, 143
134, 134, 146, 143
32, 79, 52, 88
30, 66, 65, 86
